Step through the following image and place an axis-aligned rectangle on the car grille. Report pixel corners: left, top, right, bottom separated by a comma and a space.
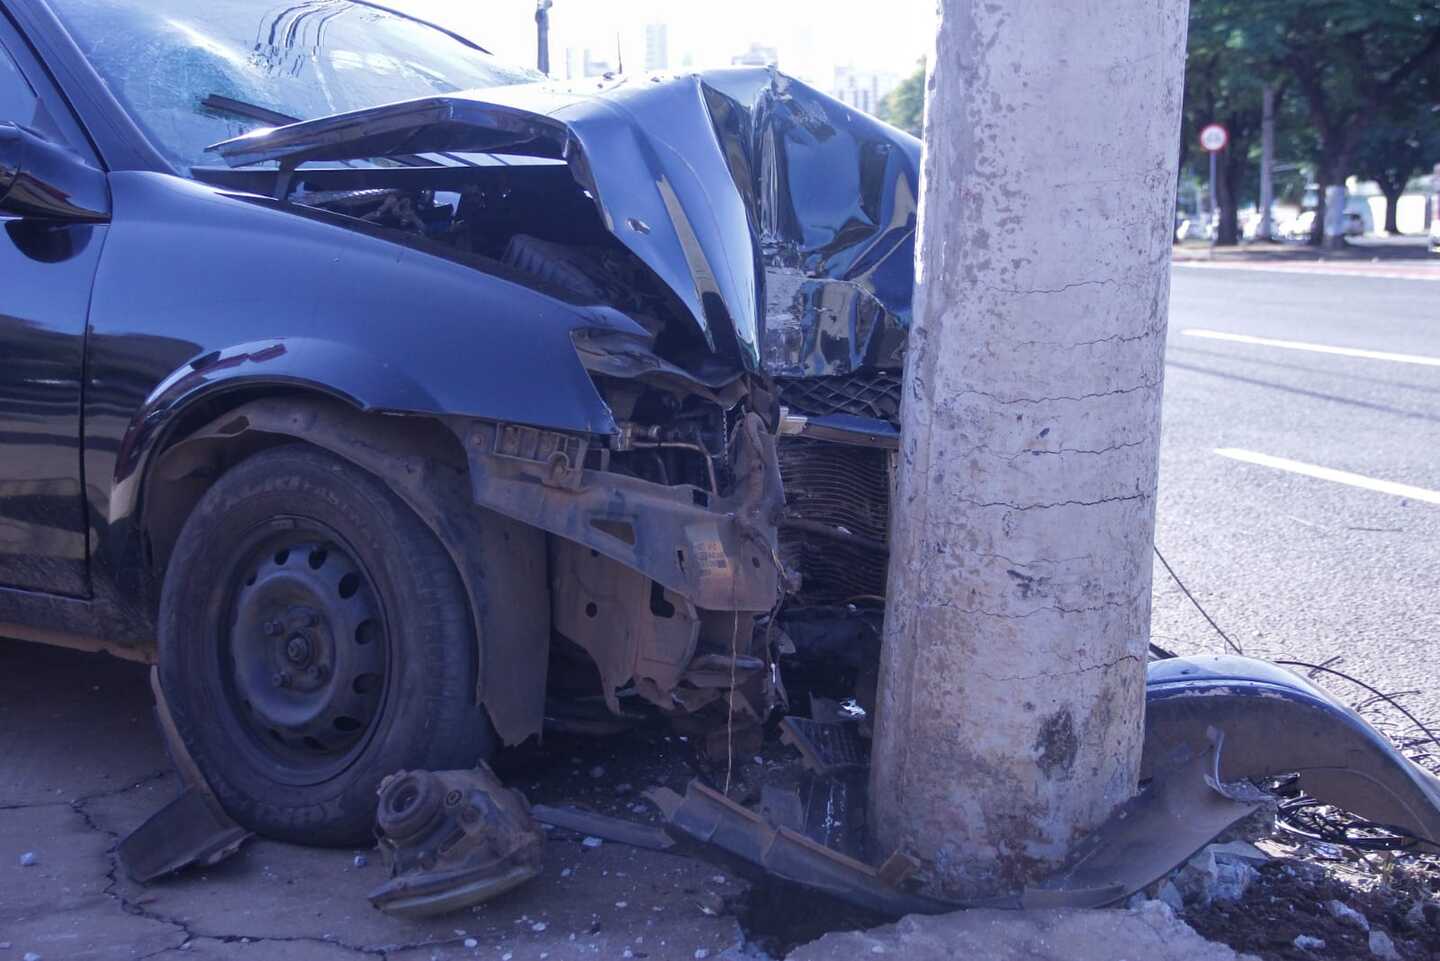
777, 371, 903, 426
778, 438, 891, 606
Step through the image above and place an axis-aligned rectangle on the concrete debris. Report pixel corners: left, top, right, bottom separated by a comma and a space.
582, 836, 604, 849
1173, 847, 1259, 907
1204, 840, 1270, 865
463, 938, 479, 949
24, 952, 42, 961
785, 901, 1260, 961
1292, 934, 1326, 951
353, 854, 368, 868
1156, 880, 1186, 913
1368, 929, 1401, 961
697, 891, 726, 916
18, 851, 37, 866
1327, 899, 1371, 932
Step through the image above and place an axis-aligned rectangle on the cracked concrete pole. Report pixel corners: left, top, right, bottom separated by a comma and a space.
869, 0, 1190, 898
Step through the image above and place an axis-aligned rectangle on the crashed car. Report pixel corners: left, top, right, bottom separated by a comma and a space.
0, 0, 918, 843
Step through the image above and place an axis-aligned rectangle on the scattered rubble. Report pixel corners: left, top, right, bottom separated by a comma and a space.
17, 851, 36, 867
1173, 847, 1260, 906
1328, 898, 1371, 932
1292, 934, 1326, 951
1369, 929, 1402, 960
786, 901, 1259, 961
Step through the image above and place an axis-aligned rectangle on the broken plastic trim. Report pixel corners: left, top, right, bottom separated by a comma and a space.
116, 670, 251, 883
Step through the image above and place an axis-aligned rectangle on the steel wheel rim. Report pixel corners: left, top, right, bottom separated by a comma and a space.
221, 521, 389, 785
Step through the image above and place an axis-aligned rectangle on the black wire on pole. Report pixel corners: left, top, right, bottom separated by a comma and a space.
1273, 658, 1440, 752
1152, 545, 1244, 656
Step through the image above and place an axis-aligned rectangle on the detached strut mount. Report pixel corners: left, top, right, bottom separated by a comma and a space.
368, 765, 544, 918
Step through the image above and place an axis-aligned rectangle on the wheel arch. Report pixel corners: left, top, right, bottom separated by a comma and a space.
142, 393, 551, 747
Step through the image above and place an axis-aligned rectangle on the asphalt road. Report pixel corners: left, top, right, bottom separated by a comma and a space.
1154, 262, 1440, 728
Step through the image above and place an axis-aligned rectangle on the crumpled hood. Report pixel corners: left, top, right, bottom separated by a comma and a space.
210, 68, 920, 377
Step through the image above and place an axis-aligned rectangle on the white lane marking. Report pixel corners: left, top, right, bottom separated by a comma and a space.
1181, 328, 1440, 368
1215, 448, 1440, 505
1175, 261, 1440, 282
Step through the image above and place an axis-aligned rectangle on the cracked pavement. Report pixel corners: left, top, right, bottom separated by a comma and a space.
0, 643, 757, 961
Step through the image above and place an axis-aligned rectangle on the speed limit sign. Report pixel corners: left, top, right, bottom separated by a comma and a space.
1199, 124, 1229, 153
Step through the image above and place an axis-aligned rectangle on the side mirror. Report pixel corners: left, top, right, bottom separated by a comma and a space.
0, 122, 109, 222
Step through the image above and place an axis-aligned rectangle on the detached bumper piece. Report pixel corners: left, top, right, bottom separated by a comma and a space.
1144, 655, 1440, 853
368, 766, 544, 919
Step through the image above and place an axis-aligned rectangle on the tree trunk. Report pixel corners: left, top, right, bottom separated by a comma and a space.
1215, 145, 1241, 246
869, 0, 1186, 900
1257, 85, 1276, 241
1310, 172, 1328, 247
1383, 183, 1404, 235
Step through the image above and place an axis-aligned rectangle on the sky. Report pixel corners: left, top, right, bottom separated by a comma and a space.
393, 1, 934, 88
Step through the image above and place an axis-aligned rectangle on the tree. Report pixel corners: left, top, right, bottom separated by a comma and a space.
878, 60, 924, 138
1181, 35, 1267, 245
869, 0, 1187, 897
1354, 122, 1440, 234
1191, 0, 1440, 245
1351, 69, 1440, 234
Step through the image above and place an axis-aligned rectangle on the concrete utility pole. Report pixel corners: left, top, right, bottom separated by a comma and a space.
870, 0, 1190, 900
1258, 85, 1276, 241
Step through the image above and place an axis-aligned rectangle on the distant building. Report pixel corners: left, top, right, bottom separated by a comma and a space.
581, 48, 615, 78
732, 43, 778, 67
832, 66, 900, 117
644, 22, 669, 72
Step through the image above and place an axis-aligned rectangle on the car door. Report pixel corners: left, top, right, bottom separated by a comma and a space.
0, 19, 105, 597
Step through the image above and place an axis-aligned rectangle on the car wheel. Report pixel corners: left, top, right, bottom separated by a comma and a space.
159, 443, 493, 845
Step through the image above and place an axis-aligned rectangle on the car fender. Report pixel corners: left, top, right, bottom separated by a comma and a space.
91, 171, 641, 544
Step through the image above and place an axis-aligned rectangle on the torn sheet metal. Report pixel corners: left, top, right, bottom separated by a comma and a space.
1144, 655, 1440, 853
530, 803, 676, 852
649, 779, 956, 917
369, 767, 544, 919
117, 669, 251, 883
1025, 731, 1267, 909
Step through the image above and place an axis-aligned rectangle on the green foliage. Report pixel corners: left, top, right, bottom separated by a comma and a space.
1186, 0, 1440, 242
879, 59, 925, 138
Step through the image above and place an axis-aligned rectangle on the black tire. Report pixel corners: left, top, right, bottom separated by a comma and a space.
159, 443, 493, 845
